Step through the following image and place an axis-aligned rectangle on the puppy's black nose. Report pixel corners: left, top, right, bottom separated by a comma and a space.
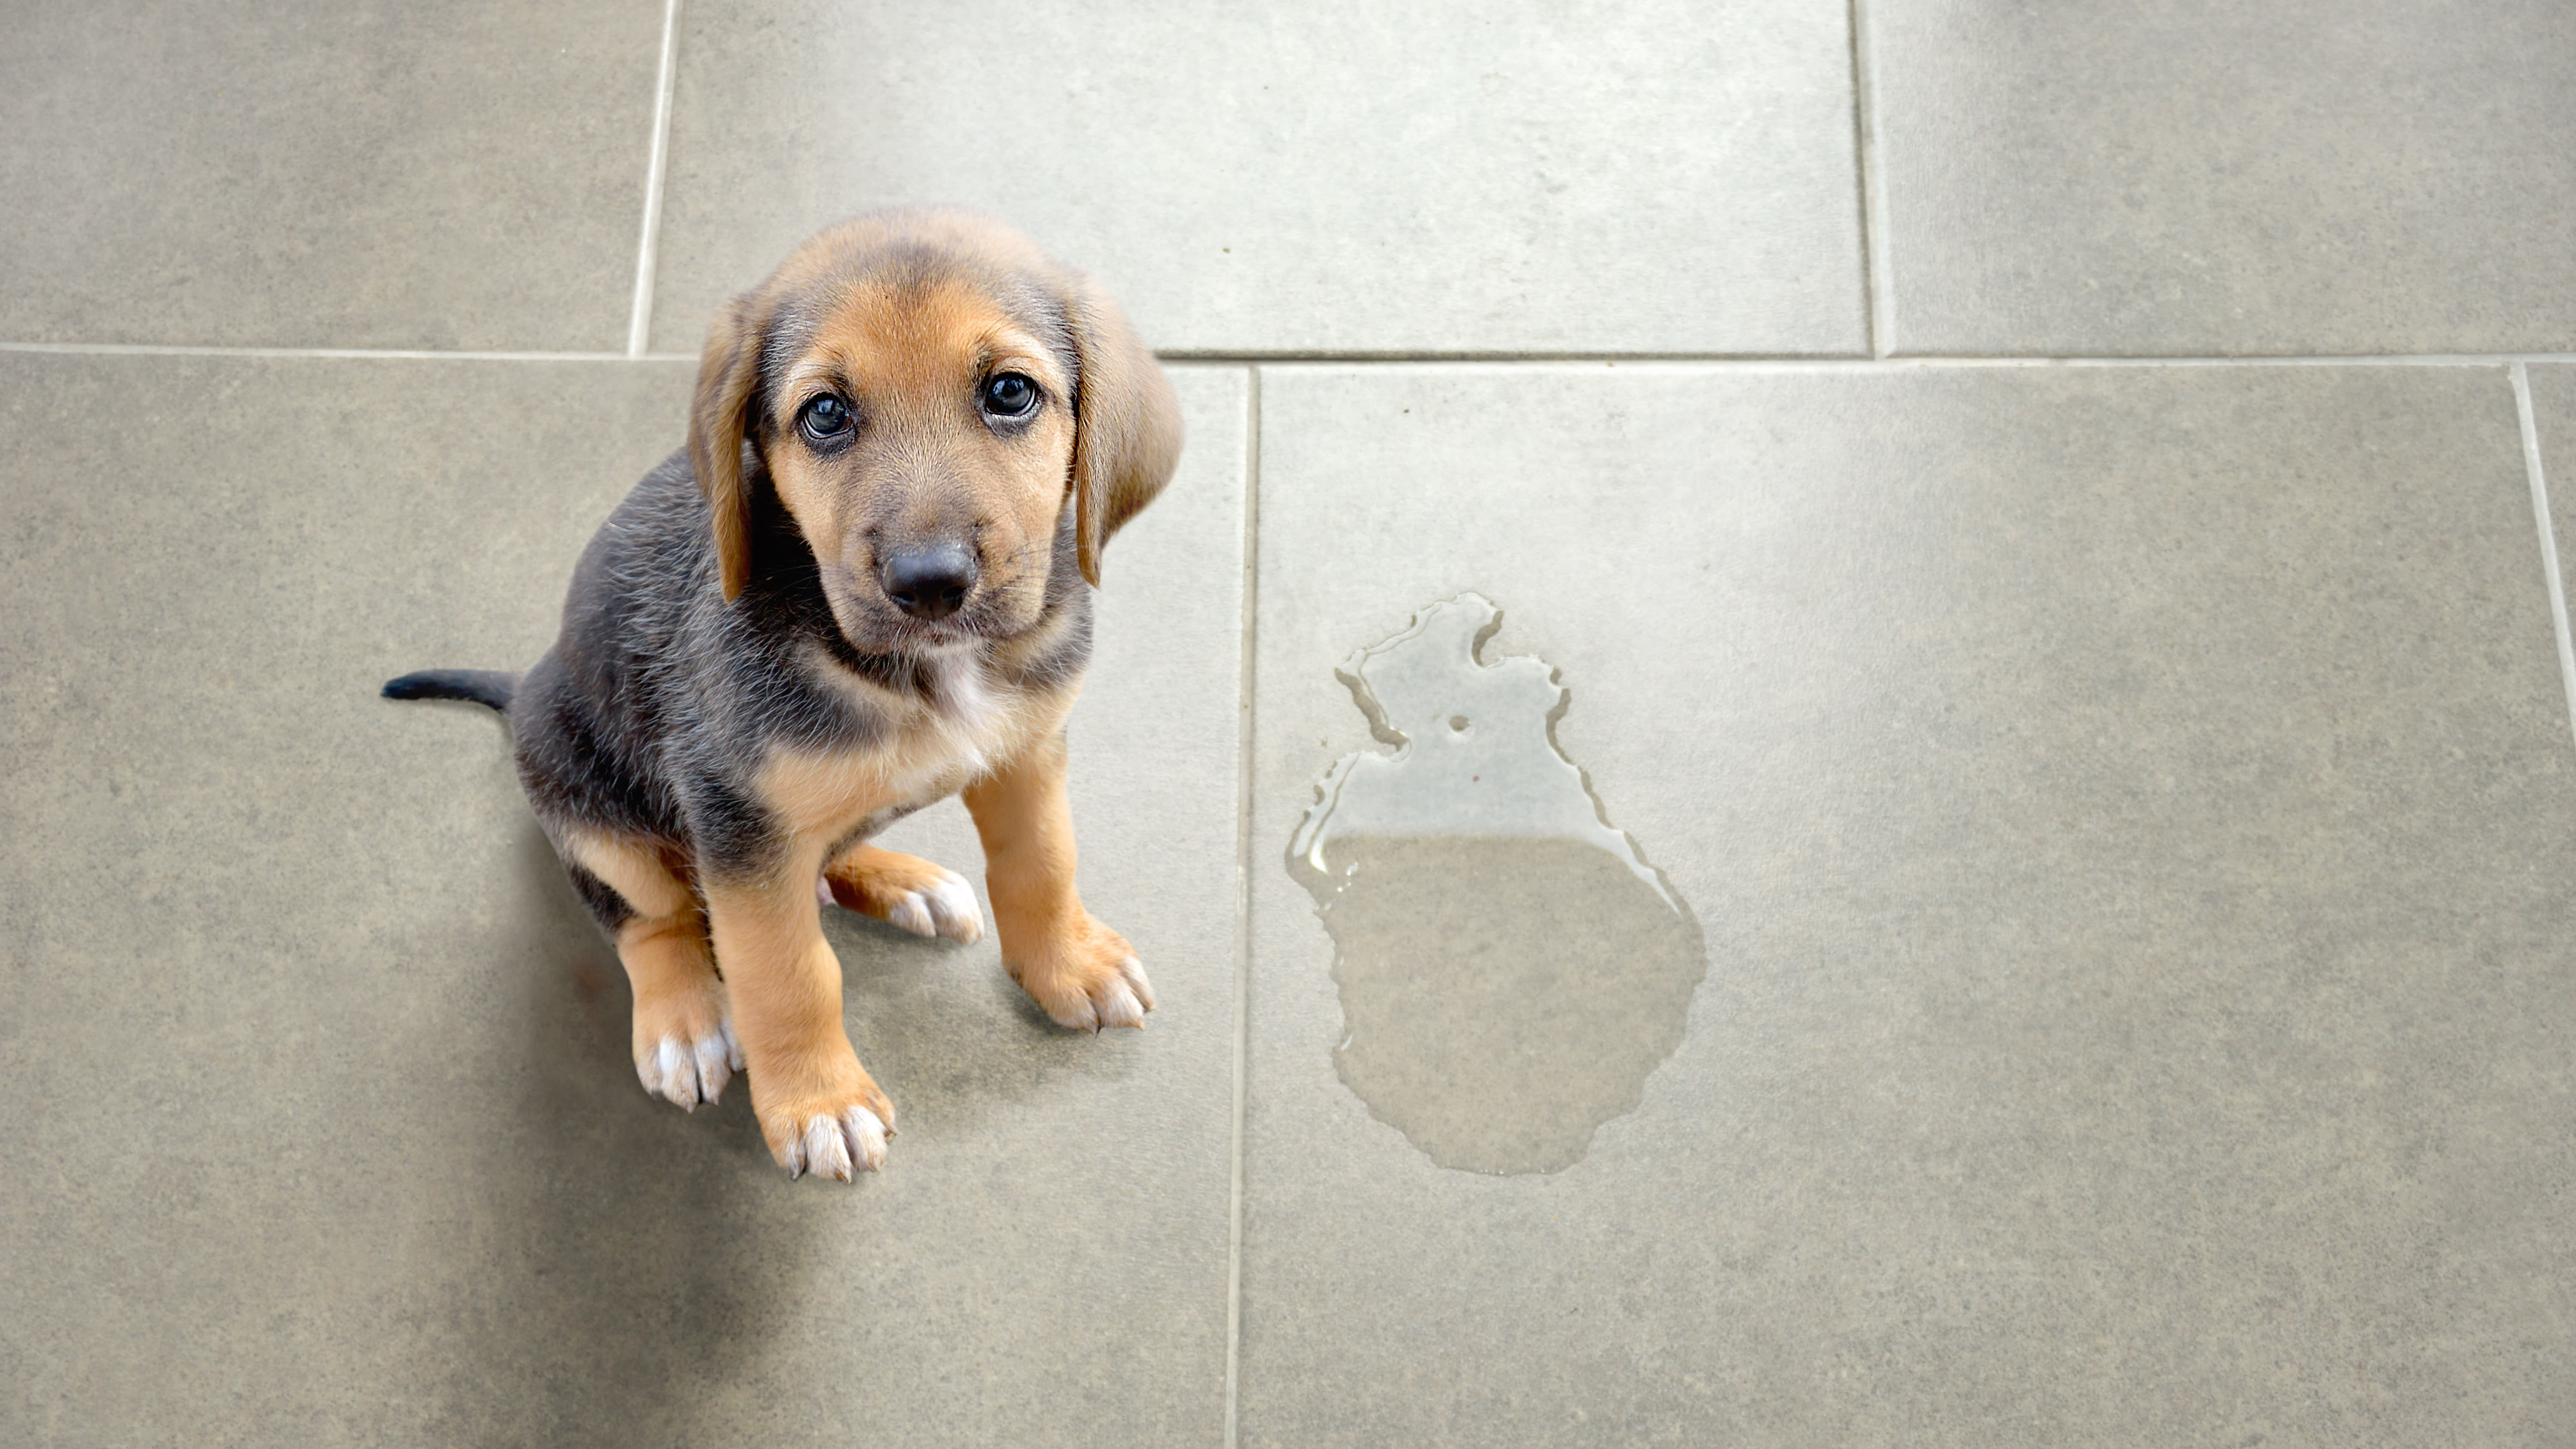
879, 543, 977, 621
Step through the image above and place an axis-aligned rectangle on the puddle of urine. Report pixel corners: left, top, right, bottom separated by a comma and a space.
1289, 594, 1706, 1175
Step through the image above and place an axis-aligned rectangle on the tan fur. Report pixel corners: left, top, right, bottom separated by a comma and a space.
1063, 276, 1182, 587
566, 831, 730, 1106
963, 732, 1154, 1028
614, 914, 727, 1086
701, 877, 894, 1151
755, 675, 1074, 848
564, 829, 693, 920
665, 212, 1177, 1173
825, 845, 965, 918
688, 210, 1178, 606
688, 298, 764, 602
763, 279, 1078, 641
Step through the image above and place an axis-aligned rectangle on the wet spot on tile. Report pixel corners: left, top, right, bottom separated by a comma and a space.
1289, 594, 1705, 1175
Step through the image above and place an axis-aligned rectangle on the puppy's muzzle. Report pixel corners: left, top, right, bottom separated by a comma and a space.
879, 543, 978, 622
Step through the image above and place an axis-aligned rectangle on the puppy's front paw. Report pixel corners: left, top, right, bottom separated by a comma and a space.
758, 1075, 897, 1180
633, 981, 739, 1111
821, 849, 984, 945
1008, 914, 1155, 1033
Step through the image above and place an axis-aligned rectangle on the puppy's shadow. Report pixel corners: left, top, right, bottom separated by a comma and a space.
826, 897, 1147, 1142
429, 824, 767, 1444
825, 795, 1148, 1137
438, 820, 856, 1443
443, 813, 1130, 1443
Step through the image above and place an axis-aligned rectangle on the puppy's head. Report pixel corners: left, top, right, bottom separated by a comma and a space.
687, 209, 1181, 651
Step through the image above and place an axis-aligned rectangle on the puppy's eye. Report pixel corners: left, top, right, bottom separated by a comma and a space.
981, 373, 1039, 419
799, 395, 853, 443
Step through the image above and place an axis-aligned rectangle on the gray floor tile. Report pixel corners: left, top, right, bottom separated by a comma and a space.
2528, 363, 2576, 692
2532, 364, 2576, 436
2533, 363, 2576, 495
0, 2, 660, 351
1869, 0, 2576, 356
1242, 363, 2576, 1445
0, 355, 1247, 1445
647, 0, 1866, 358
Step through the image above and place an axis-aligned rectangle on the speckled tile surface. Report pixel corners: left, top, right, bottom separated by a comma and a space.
1238, 363, 2576, 1446
0, 0, 660, 351
7, 4, 2576, 1443
1867, 0, 2576, 355
0, 355, 1247, 1445
643, 0, 1866, 357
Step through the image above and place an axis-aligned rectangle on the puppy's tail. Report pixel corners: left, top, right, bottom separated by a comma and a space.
382, 668, 518, 713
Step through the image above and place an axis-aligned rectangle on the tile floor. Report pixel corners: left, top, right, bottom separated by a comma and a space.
3, 2, 2573, 1445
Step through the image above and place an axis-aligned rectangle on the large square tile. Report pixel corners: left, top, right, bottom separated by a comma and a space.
1868, 0, 2576, 355
0, 354, 1248, 1444
1241, 362, 2576, 1444
0, 1, 661, 350
647, 0, 1866, 357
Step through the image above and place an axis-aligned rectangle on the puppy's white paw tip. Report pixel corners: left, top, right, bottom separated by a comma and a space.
925, 872, 985, 945
782, 1107, 887, 1181
691, 1032, 734, 1104
886, 892, 937, 938
802, 1116, 853, 1182
1118, 957, 1155, 1011
652, 1035, 696, 1109
842, 1106, 888, 1172
1095, 985, 1146, 1031
640, 1027, 737, 1109
1042, 996, 1101, 1032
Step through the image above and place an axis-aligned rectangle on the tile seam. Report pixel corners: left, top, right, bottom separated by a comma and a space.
1160, 352, 2573, 367
0, 343, 674, 362
1222, 365, 1261, 1449
625, 0, 684, 358
2511, 363, 2576, 749
10, 342, 2576, 369
1849, 0, 1892, 358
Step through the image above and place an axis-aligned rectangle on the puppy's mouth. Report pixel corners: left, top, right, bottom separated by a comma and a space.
875, 607, 990, 652
816, 547, 1018, 657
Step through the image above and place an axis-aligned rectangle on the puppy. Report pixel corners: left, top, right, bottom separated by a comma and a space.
385, 209, 1181, 1179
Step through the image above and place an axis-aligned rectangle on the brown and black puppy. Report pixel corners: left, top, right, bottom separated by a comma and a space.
385, 209, 1181, 1179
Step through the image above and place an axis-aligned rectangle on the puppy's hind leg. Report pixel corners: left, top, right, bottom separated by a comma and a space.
564, 832, 739, 1111
820, 843, 984, 945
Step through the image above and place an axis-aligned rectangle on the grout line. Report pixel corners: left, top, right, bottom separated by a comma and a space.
626, 0, 684, 358
1849, 0, 1891, 358
1222, 366, 1262, 1449
1161, 351, 2575, 368
7, 340, 2575, 371
2512, 363, 2576, 750
0, 341, 668, 362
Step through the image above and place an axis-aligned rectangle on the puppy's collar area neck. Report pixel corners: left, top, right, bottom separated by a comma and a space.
811, 630, 989, 689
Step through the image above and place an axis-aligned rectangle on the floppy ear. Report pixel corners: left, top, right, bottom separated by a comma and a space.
1066, 277, 1182, 587
688, 295, 765, 602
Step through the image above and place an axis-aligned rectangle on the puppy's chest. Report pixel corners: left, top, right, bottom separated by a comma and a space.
757, 654, 1051, 845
